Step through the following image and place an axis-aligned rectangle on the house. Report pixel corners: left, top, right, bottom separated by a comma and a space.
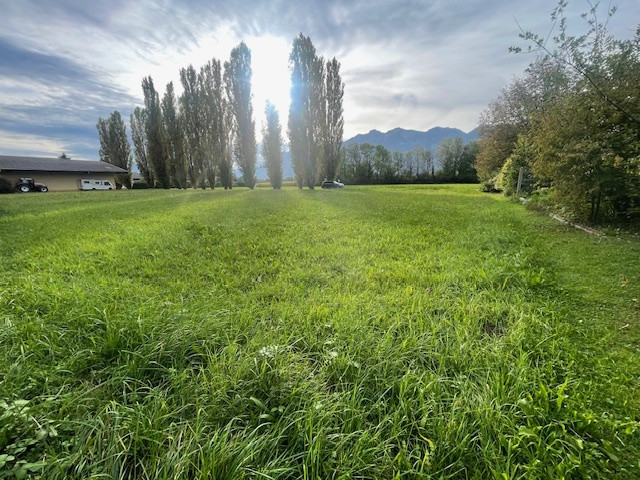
0, 155, 128, 191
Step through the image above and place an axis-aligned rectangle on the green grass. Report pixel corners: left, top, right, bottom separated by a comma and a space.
0, 184, 639, 479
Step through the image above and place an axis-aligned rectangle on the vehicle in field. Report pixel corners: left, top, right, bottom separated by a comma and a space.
15, 177, 48, 193
78, 179, 114, 190
321, 180, 344, 189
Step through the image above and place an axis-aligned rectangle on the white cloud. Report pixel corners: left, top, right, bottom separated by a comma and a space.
0, 130, 67, 156
0, 0, 638, 157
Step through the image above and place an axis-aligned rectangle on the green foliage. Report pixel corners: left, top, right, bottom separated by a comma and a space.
322, 58, 344, 181
142, 76, 171, 189
476, 123, 520, 181
1, 186, 639, 478
161, 82, 188, 189
131, 181, 150, 189
500, 135, 535, 197
476, 57, 569, 182
339, 142, 478, 185
482, 172, 503, 193
437, 138, 478, 183
179, 64, 205, 189
510, 1, 640, 224
531, 86, 639, 223
200, 59, 227, 189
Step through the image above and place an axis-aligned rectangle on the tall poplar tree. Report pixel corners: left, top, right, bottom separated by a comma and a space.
224, 42, 257, 189
323, 57, 344, 181
142, 76, 170, 188
180, 65, 205, 188
130, 107, 153, 186
199, 59, 227, 189
262, 101, 283, 189
219, 91, 235, 189
288, 34, 324, 189
308, 56, 325, 189
288, 36, 309, 189
96, 110, 132, 188
162, 82, 187, 188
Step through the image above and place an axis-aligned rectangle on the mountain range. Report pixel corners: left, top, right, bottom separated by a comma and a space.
256, 126, 479, 180
343, 126, 479, 153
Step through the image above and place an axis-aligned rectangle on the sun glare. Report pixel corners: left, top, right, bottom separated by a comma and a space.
246, 35, 291, 133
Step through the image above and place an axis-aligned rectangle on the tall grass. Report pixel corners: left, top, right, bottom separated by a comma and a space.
0, 185, 639, 478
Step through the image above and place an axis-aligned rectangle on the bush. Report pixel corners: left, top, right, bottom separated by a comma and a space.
131, 181, 149, 189
526, 187, 565, 215
501, 136, 535, 197
0, 177, 14, 194
482, 172, 502, 193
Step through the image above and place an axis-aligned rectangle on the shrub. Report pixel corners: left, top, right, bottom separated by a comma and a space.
482, 172, 502, 193
501, 136, 535, 197
132, 181, 149, 189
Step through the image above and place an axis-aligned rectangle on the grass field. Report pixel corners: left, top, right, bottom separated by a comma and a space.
1, 184, 639, 479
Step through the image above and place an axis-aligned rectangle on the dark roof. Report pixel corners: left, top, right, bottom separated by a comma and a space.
0, 155, 128, 174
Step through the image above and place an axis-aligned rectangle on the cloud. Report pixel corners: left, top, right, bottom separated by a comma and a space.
0, 0, 638, 158
0, 130, 67, 157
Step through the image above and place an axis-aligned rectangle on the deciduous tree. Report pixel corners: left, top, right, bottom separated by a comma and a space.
162, 82, 187, 188
262, 101, 283, 189
130, 107, 153, 186
323, 58, 344, 181
200, 59, 226, 189
96, 110, 132, 188
225, 43, 257, 189
476, 58, 569, 180
289, 34, 324, 189
180, 65, 204, 188
142, 76, 170, 188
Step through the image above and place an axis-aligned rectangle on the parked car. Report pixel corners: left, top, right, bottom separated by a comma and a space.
15, 178, 48, 193
321, 180, 344, 189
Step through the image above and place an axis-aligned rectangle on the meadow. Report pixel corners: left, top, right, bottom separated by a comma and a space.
0, 184, 639, 479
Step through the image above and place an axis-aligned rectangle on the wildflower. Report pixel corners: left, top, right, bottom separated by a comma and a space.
258, 345, 279, 359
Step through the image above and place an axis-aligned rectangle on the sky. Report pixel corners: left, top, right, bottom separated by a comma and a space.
0, 0, 638, 160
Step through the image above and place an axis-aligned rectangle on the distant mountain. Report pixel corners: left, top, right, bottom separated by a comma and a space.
255, 126, 479, 180
343, 126, 479, 153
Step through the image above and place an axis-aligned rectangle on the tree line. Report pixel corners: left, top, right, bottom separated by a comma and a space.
339, 139, 478, 185
97, 34, 343, 190
477, 2, 639, 224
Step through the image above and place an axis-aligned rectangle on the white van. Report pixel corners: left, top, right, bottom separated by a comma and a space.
78, 179, 114, 190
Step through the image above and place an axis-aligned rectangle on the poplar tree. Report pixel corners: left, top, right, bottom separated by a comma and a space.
162, 82, 187, 188
130, 107, 153, 186
288, 34, 326, 189
323, 57, 344, 181
308, 56, 325, 189
96, 110, 132, 188
199, 59, 227, 189
262, 101, 283, 189
288, 36, 309, 189
219, 93, 235, 189
142, 76, 170, 188
224, 42, 257, 189
180, 65, 205, 188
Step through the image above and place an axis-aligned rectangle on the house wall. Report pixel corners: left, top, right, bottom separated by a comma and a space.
0, 172, 118, 191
